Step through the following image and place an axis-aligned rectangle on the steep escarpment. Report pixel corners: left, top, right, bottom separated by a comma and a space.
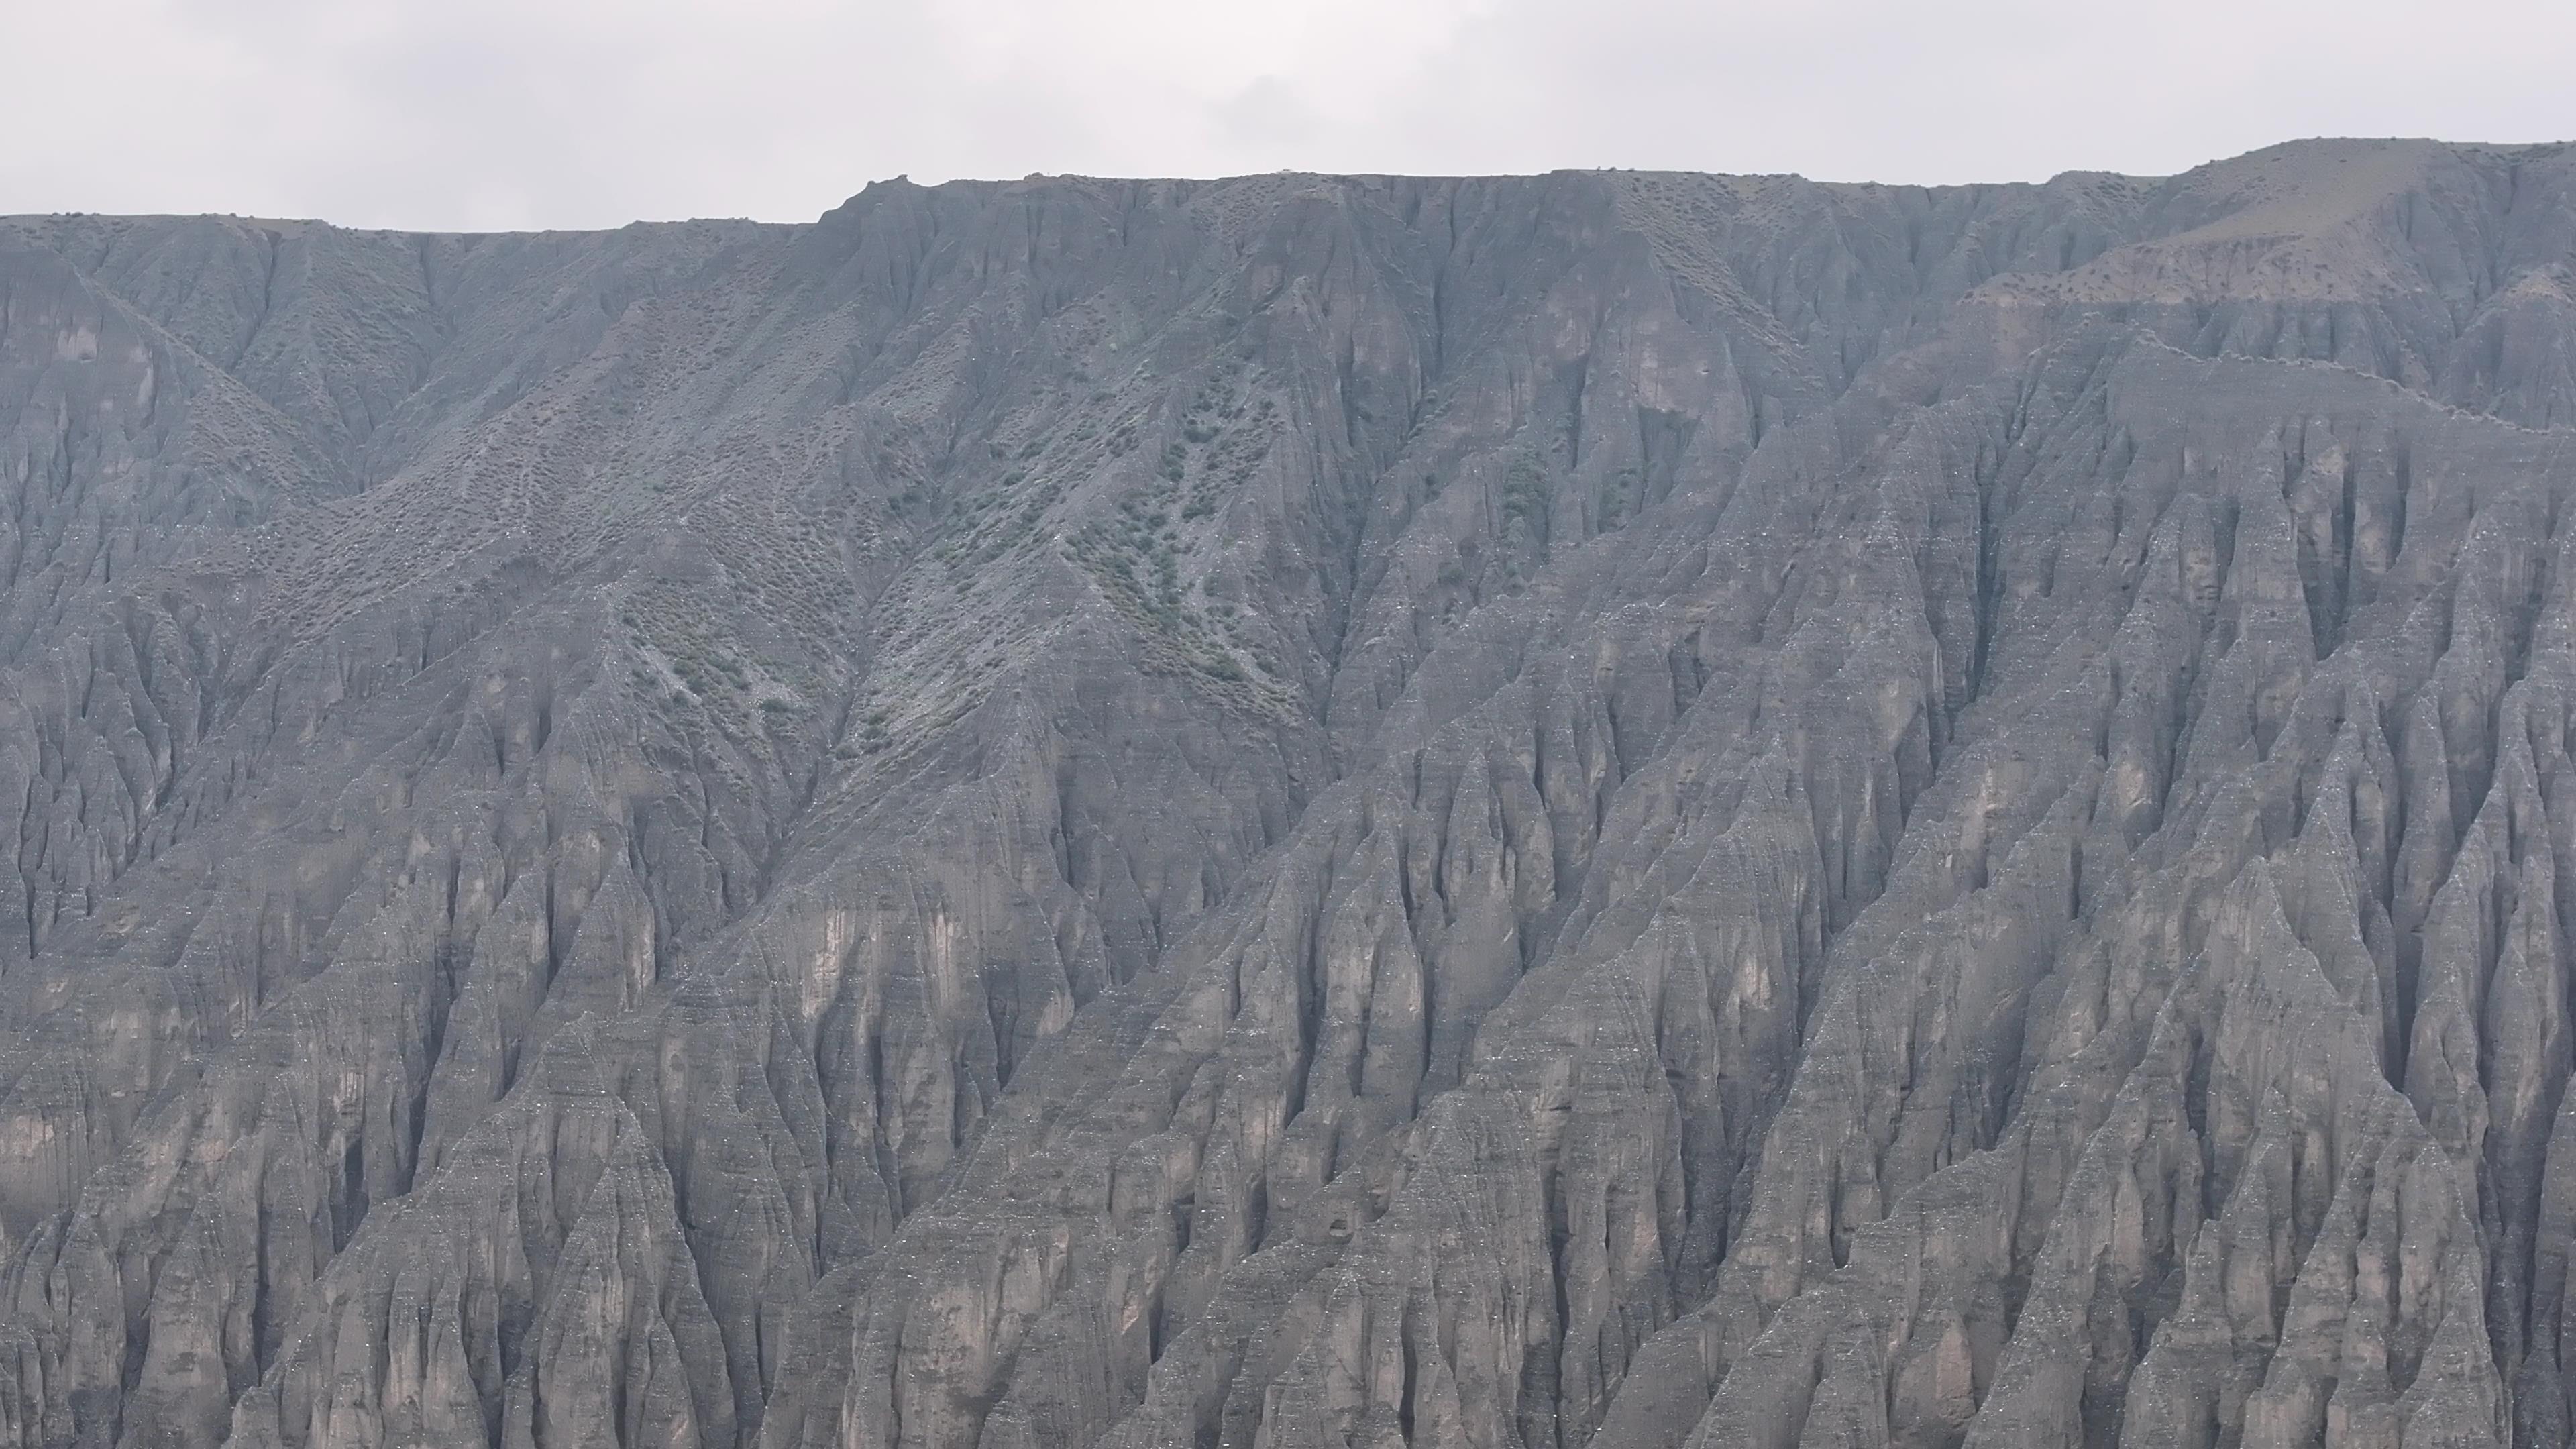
2, 136, 2575, 1449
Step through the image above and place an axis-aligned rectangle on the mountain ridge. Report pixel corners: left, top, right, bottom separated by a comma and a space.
1, 135, 2573, 1448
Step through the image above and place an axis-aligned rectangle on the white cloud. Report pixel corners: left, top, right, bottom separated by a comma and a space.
5, 0, 2567, 229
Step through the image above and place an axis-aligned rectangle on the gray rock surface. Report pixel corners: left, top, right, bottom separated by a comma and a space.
1, 135, 2575, 1448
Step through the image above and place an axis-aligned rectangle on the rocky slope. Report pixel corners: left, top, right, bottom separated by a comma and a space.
1, 136, 2573, 1448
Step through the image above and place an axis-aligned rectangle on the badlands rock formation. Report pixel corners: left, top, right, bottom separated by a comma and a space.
1, 137, 2575, 1448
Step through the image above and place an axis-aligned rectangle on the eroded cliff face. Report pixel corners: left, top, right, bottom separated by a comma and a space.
1, 136, 2574, 1449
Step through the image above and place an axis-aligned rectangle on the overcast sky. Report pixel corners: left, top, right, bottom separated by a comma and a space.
10, 0, 2570, 231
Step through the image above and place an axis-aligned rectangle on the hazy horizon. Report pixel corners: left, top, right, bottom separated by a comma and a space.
11, 0, 2571, 232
